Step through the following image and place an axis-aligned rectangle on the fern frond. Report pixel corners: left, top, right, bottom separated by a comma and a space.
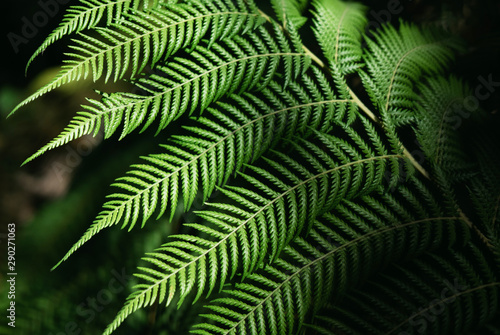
360, 22, 462, 127
305, 242, 500, 334
270, 0, 309, 29
50, 66, 349, 269
11, 0, 264, 116
312, 0, 367, 74
25, 0, 161, 73
192, 176, 470, 334
102, 123, 405, 334
415, 76, 477, 181
23, 23, 309, 164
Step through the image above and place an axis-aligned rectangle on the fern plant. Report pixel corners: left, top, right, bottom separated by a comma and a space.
11, 0, 500, 334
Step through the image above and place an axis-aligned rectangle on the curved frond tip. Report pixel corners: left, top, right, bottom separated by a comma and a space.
11, 0, 263, 116
25, 0, 162, 74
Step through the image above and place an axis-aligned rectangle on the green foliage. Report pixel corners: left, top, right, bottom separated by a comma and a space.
23, 22, 309, 164
194, 176, 471, 334
304, 241, 499, 334
25, 0, 161, 73
311, 0, 367, 74
11, 0, 500, 334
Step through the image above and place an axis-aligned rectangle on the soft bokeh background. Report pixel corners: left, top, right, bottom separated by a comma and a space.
1, 0, 499, 334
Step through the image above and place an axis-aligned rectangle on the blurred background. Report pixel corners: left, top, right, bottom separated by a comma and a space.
0, 0, 499, 334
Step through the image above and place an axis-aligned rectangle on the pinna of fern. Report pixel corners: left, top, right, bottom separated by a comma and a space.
359, 21, 463, 128
192, 174, 471, 335
414, 76, 477, 182
311, 0, 367, 75
304, 240, 500, 334
25, 0, 161, 73
22, 21, 311, 164
11, 0, 265, 115
270, 0, 309, 29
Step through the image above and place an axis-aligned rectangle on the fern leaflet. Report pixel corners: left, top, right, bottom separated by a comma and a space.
102, 123, 406, 334
23, 22, 309, 164
26, 0, 162, 73
193, 176, 470, 334
359, 22, 462, 127
11, 0, 263, 115
312, 0, 367, 74
305, 242, 499, 334
50, 67, 349, 269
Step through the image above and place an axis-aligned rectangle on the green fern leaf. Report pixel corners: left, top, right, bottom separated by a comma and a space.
193, 177, 470, 334
25, 0, 161, 73
305, 242, 499, 334
359, 22, 462, 127
270, 0, 309, 29
23, 23, 309, 164
11, 1, 499, 334
11, 0, 263, 116
312, 0, 367, 74
414, 76, 475, 180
